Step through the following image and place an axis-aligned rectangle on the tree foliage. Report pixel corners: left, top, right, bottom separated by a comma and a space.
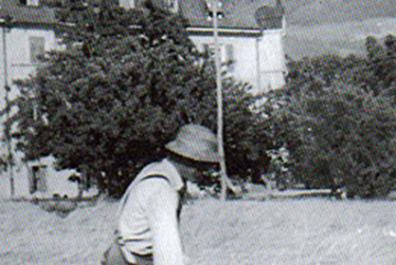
263, 35, 396, 198
5, 1, 268, 196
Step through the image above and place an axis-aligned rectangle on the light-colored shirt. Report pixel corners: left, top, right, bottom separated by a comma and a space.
117, 159, 185, 265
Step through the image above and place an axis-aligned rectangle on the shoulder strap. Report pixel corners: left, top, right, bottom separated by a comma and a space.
118, 174, 169, 215
142, 175, 186, 221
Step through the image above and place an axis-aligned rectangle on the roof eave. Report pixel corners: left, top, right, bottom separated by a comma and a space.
1, 21, 57, 29
187, 26, 262, 37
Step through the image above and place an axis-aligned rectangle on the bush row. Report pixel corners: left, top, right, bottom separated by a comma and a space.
261, 35, 396, 198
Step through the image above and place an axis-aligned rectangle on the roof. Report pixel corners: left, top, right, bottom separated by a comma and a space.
0, 0, 56, 26
0, 0, 283, 31
178, 0, 283, 30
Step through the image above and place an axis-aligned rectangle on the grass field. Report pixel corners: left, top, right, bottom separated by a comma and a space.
1, 198, 396, 265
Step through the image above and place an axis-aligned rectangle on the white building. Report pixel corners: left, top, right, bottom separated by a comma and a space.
0, 0, 93, 200
122, 0, 287, 94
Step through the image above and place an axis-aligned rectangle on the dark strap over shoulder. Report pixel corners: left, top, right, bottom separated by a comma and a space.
121, 174, 186, 220
142, 175, 186, 221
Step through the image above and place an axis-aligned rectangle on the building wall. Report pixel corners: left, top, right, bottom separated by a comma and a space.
257, 29, 287, 94
0, 156, 83, 200
0, 26, 57, 109
191, 34, 258, 86
189, 30, 286, 96
0, 26, 72, 200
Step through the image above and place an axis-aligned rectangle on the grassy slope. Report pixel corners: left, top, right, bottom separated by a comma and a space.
282, 0, 396, 59
1, 198, 396, 265
284, 0, 396, 26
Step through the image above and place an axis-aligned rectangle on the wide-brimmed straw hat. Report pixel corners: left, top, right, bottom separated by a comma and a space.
165, 124, 220, 164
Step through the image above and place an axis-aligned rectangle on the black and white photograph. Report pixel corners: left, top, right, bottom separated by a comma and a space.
0, 0, 395, 264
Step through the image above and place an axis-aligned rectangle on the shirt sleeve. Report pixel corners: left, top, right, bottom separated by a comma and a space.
143, 178, 184, 265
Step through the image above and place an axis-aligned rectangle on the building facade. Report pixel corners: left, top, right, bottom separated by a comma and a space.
122, 0, 287, 94
0, 0, 89, 199
0, 0, 58, 108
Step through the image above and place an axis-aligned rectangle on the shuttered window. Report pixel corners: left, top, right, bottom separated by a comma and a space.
30, 36, 45, 64
225, 44, 234, 71
168, 0, 178, 12
28, 0, 40, 6
20, 0, 39, 6
202, 43, 235, 71
120, 0, 135, 9
30, 165, 48, 194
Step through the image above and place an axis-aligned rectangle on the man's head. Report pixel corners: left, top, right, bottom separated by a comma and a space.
165, 124, 220, 182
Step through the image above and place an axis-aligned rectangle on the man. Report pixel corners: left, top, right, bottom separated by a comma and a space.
102, 124, 220, 265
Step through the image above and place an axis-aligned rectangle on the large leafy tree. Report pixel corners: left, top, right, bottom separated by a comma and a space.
6, 1, 268, 196
263, 35, 396, 198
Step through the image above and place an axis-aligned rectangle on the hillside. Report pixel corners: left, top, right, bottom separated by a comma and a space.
2, 198, 396, 265
282, 0, 396, 59
283, 0, 396, 26
285, 17, 396, 59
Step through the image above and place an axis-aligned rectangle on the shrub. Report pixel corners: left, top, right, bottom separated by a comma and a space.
263, 35, 396, 198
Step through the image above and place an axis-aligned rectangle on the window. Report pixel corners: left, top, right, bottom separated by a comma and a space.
29, 165, 48, 194
20, 0, 40, 6
202, 43, 235, 71
167, 0, 178, 12
205, 0, 224, 19
29, 0, 40, 6
203, 43, 212, 57
29, 36, 45, 63
225, 44, 234, 71
119, 0, 134, 9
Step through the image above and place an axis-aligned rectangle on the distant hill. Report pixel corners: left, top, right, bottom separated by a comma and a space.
282, 0, 396, 59
283, 0, 396, 26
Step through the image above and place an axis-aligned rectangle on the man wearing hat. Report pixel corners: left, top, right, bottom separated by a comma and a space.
102, 124, 219, 265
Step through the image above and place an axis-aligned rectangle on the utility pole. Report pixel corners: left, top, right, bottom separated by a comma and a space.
1, 17, 14, 199
211, 0, 226, 200
211, 0, 238, 200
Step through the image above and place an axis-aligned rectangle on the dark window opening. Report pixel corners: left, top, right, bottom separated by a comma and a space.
30, 165, 48, 193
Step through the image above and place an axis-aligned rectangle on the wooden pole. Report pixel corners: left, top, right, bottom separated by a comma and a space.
212, 0, 226, 200
211, 1, 240, 200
